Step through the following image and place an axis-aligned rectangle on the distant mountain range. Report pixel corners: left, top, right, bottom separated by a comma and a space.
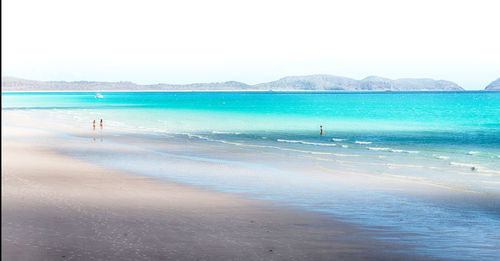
255, 75, 464, 91
0, 75, 477, 92
485, 78, 500, 91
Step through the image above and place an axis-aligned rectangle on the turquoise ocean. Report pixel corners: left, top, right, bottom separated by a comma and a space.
3, 91, 500, 259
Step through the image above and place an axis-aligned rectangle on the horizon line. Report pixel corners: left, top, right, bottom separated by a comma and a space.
2, 74, 499, 91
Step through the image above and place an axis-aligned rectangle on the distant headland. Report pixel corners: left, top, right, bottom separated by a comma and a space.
485, 78, 500, 91
2, 74, 497, 92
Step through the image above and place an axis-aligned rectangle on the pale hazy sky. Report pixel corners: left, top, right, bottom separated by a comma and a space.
2, 0, 499, 90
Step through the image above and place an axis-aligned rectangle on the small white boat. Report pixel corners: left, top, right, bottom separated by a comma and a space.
95, 93, 104, 98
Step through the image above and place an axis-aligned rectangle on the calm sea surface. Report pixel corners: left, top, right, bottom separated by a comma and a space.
3, 91, 500, 259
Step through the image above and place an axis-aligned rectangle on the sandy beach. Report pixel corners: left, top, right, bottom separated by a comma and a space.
1, 113, 422, 261
3, 0, 500, 259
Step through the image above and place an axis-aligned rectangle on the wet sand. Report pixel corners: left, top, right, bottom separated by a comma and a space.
2, 116, 424, 260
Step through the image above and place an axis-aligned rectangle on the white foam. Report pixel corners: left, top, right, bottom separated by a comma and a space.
277, 139, 302, 144
450, 162, 476, 168
256, 144, 357, 157
436, 155, 450, 160
187, 135, 358, 157
468, 151, 480, 155
366, 147, 411, 153
303, 141, 336, 147
332, 138, 346, 142
368, 147, 391, 151
477, 168, 500, 175
264, 147, 358, 157
212, 131, 228, 134
277, 139, 337, 147
341, 145, 349, 148
211, 131, 241, 135
355, 141, 372, 144
186, 134, 211, 141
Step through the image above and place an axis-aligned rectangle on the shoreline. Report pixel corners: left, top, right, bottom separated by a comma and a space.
3, 90, 499, 260
2, 116, 420, 260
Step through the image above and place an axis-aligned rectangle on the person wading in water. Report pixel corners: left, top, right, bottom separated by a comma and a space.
99, 119, 104, 142
320, 125, 323, 136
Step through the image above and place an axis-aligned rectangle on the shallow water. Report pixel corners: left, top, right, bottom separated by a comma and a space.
3, 91, 500, 259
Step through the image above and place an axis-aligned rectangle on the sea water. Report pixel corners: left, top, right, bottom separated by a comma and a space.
3, 91, 500, 259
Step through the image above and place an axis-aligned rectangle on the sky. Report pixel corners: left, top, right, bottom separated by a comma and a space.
2, 0, 499, 90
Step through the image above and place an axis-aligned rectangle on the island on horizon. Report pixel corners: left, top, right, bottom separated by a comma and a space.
5, 74, 493, 92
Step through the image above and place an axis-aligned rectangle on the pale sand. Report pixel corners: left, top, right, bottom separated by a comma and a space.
2, 123, 421, 260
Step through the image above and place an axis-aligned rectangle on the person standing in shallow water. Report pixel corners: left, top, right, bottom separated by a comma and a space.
320, 125, 323, 136
92, 120, 96, 142
99, 119, 103, 142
